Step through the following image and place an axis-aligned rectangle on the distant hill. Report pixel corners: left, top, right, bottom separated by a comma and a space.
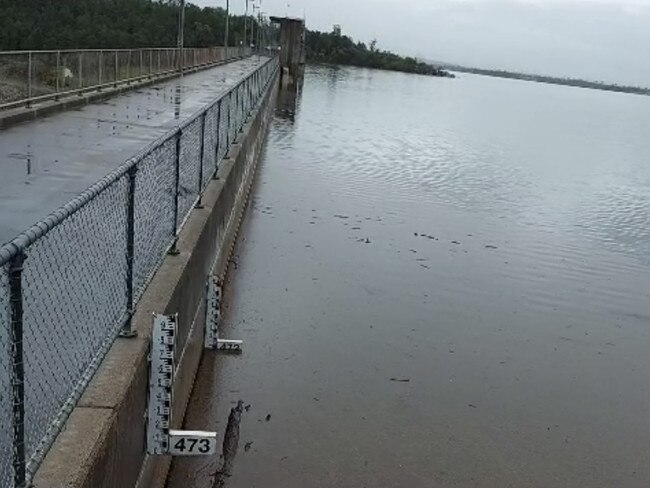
437, 62, 650, 96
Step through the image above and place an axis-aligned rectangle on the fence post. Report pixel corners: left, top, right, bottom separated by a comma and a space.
227, 92, 232, 146
120, 167, 138, 338
98, 50, 103, 88
27, 52, 32, 106
213, 99, 222, 179
169, 131, 182, 255
157, 50, 161, 74
126, 50, 130, 82
9, 252, 26, 488
196, 112, 207, 209
149, 50, 153, 77
237, 85, 242, 132
114, 51, 119, 87
78, 52, 83, 91
55, 51, 61, 96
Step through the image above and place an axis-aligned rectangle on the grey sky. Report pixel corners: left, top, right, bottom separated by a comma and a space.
194, 0, 650, 86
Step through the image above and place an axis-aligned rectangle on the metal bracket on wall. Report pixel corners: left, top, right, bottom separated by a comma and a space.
147, 314, 217, 456
204, 277, 243, 353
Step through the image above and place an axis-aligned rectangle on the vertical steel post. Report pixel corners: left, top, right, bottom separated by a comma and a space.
78, 52, 83, 90
139, 50, 143, 78
126, 50, 130, 82
213, 99, 222, 179
227, 92, 232, 146
235, 83, 244, 132
120, 167, 138, 338
196, 112, 207, 209
98, 50, 103, 87
158, 50, 161, 74
114, 51, 119, 87
149, 50, 153, 77
9, 253, 26, 488
169, 131, 182, 255
248, 78, 252, 115
55, 51, 61, 95
27, 52, 32, 105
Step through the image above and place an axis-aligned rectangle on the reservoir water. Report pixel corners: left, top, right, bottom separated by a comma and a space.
168, 66, 650, 488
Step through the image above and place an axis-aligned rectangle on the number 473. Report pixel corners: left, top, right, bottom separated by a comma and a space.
168, 431, 217, 456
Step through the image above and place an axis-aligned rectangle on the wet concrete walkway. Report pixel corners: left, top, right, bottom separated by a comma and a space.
0, 55, 269, 244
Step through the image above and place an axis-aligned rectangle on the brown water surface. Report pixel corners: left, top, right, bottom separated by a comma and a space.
167, 66, 650, 488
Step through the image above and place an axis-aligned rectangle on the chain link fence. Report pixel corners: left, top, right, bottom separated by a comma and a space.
0, 55, 278, 488
0, 46, 252, 110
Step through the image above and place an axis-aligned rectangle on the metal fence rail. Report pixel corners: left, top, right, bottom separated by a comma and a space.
0, 46, 252, 111
0, 55, 278, 488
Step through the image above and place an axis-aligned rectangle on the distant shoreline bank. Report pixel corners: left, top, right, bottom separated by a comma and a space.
444, 65, 650, 96
306, 60, 455, 78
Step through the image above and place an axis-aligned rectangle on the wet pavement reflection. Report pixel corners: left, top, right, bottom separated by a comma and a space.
0, 56, 269, 244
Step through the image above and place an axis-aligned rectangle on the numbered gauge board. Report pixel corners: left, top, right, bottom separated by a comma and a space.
148, 315, 218, 457
168, 429, 218, 456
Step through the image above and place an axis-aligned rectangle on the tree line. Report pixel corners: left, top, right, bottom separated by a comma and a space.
0, 0, 257, 50
305, 27, 453, 78
0, 0, 452, 78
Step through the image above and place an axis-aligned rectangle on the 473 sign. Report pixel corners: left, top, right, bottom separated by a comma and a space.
168, 430, 218, 456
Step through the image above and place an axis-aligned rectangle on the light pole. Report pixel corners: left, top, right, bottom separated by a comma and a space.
249, 0, 256, 48
177, 0, 185, 73
244, 0, 249, 51
252, 4, 259, 52
257, 11, 264, 55
224, 0, 230, 59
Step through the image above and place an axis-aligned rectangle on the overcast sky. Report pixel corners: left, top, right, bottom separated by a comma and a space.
194, 0, 650, 86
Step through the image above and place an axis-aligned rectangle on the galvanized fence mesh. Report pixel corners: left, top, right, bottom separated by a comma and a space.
133, 138, 177, 301
0, 55, 278, 488
21, 178, 129, 468
0, 47, 252, 110
178, 116, 204, 223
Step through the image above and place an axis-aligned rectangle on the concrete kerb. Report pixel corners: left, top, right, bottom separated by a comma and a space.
30, 66, 279, 488
0, 55, 250, 131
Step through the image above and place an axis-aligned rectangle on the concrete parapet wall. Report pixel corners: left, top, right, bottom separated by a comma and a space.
30, 64, 279, 488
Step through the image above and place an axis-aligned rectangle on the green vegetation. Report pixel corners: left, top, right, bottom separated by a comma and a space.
0, 1, 451, 78
0, 0, 258, 50
305, 26, 453, 78
444, 64, 650, 96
